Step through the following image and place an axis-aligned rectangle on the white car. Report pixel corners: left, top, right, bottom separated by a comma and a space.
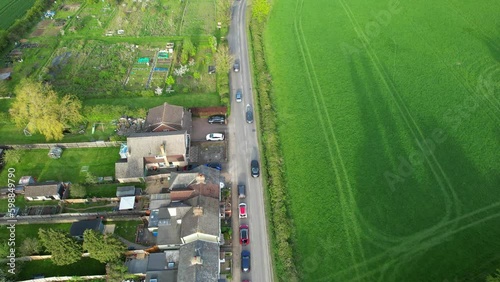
206, 133, 225, 141
239, 203, 247, 218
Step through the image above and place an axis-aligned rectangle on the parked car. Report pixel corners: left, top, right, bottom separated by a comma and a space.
246, 104, 253, 124
240, 224, 249, 245
208, 115, 226, 124
238, 184, 246, 198
233, 59, 240, 72
241, 250, 251, 272
239, 203, 247, 218
206, 133, 225, 141
251, 160, 259, 177
205, 163, 222, 171
235, 89, 242, 103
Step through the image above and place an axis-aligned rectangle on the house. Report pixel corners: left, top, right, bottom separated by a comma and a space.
177, 240, 220, 282
24, 182, 68, 201
144, 102, 192, 133
70, 219, 104, 240
115, 131, 190, 183
154, 202, 192, 249
125, 250, 179, 281
180, 196, 220, 245
168, 168, 221, 202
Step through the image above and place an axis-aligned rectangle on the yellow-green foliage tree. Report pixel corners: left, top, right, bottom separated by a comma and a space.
9, 79, 84, 141
252, 0, 271, 22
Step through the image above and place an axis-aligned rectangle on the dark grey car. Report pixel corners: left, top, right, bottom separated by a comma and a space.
208, 115, 225, 124
246, 104, 253, 124
251, 160, 259, 177
233, 59, 240, 72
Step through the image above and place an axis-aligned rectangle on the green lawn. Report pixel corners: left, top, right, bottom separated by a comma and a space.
109, 220, 142, 243
16, 257, 105, 280
0, 223, 72, 256
0, 147, 120, 185
265, 0, 500, 281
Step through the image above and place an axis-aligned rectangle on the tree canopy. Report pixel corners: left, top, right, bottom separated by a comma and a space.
38, 228, 82, 265
252, 0, 271, 22
214, 45, 234, 74
9, 79, 84, 141
181, 37, 196, 64
83, 230, 126, 263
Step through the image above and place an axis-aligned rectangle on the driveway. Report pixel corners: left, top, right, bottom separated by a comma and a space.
191, 117, 228, 142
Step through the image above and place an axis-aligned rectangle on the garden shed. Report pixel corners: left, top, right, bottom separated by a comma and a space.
48, 147, 62, 159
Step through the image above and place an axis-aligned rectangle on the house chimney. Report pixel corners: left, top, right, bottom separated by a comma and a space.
193, 206, 203, 216
195, 174, 206, 184
159, 142, 168, 165
191, 256, 203, 265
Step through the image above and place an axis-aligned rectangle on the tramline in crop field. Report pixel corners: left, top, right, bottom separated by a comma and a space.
265, 0, 500, 281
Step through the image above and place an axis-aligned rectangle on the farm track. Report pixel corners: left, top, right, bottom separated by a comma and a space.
293, 0, 368, 278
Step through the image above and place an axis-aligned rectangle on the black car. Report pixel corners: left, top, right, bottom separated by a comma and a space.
251, 160, 259, 177
241, 250, 251, 272
233, 59, 240, 72
205, 163, 222, 171
208, 115, 225, 124
246, 104, 253, 124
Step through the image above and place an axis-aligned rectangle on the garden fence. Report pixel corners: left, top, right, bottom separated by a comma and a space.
1, 141, 123, 149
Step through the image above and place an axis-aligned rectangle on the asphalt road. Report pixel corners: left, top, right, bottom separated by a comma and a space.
227, 0, 274, 281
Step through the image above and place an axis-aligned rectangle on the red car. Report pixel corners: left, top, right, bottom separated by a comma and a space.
239, 203, 247, 218
240, 224, 249, 245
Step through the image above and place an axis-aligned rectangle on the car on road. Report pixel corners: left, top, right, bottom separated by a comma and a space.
241, 250, 251, 272
251, 160, 259, 177
239, 203, 247, 218
205, 163, 222, 171
240, 224, 249, 245
233, 59, 240, 72
235, 89, 242, 102
208, 115, 225, 124
206, 133, 225, 141
238, 184, 246, 198
246, 104, 253, 123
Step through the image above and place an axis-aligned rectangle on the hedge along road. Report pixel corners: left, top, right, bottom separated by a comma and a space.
227, 0, 274, 282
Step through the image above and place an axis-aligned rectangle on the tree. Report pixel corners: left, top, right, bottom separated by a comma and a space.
252, 0, 271, 22
166, 75, 175, 86
69, 183, 87, 198
216, 0, 232, 26
214, 45, 234, 74
19, 238, 41, 256
83, 230, 126, 263
3, 150, 21, 164
9, 79, 84, 141
0, 80, 8, 97
106, 261, 130, 282
181, 37, 196, 64
487, 269, 500, 282
38, 228, 82, 265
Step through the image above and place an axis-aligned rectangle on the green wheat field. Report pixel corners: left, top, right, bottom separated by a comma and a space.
264, 0, 500, 281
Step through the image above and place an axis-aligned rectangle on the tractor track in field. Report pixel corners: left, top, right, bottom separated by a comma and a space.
293, 0, 368, 278
288, 0, 497, 280
337, 0, 462, 232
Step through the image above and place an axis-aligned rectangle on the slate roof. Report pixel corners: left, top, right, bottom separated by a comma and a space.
177, 240, 219, 282
156, 203, 191, 246
70, 219, 102, 237
180, 196, 220, 239
145, 102, 192, 133
115, 131, 188, 179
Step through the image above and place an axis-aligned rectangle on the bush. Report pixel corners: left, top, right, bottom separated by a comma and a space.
4, 150, 22, 164
69, 183, 87, 198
